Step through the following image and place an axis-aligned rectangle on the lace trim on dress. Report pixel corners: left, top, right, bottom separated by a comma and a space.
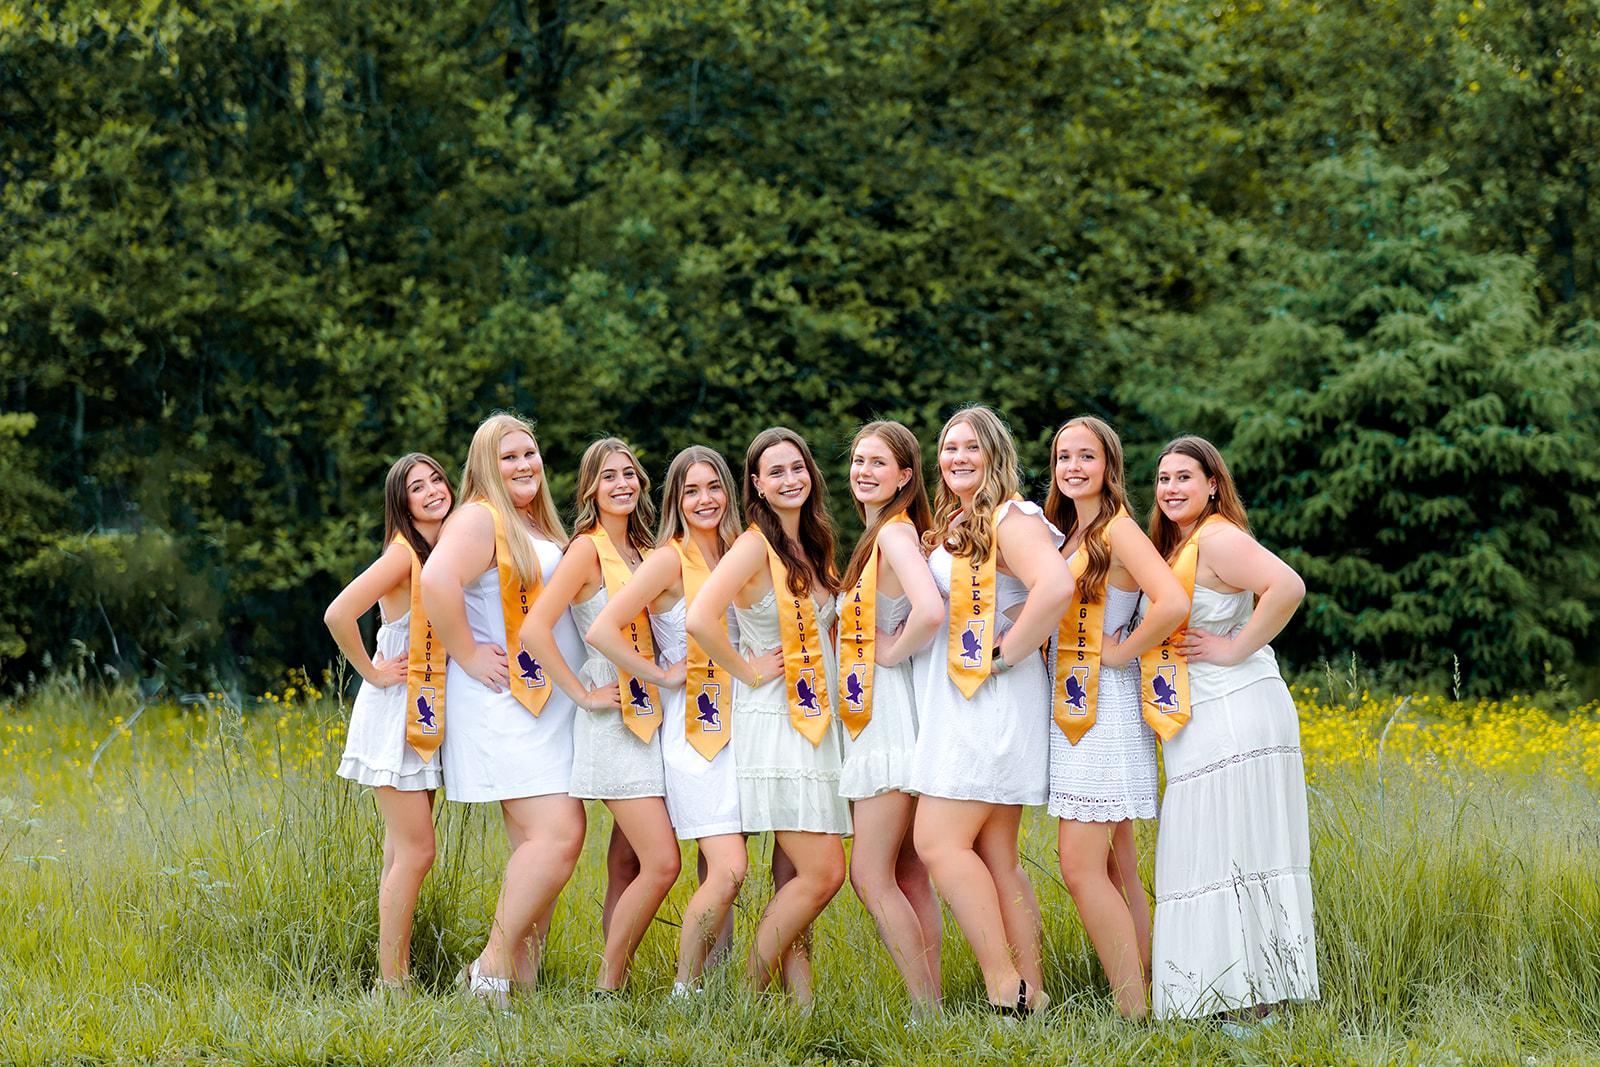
1155, 864, 1311, 905
735, 766, 841, 783
1165, 745, 1302, 786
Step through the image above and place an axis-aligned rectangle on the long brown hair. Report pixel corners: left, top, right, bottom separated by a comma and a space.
1148, 435, 1252, 562
657, 445, 743, 553
743, 427, 841, 598
383, 452, 454, 565
841, 421, 933, 591
571, 437, 656, 556
459, 412, 569, 587
924, 405, 1021, 563
1042, 416, 1128, 604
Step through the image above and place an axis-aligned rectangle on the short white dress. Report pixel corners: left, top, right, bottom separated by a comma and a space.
733, 589, 852, 835
567, 587, 667, 801
1045, 585, 1158, 822
1151, 585, 1320, 1020
336, 608, 444, 791
909, 500, 1063, 806
440, 538, 584, 803
837, 592, 919, 800
651, 599, 743, 839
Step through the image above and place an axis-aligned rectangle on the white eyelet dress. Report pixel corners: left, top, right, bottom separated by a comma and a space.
566, 587, 667, 801
1045, 585, 1158, 821
908, 500, 1063, 806
1150, 585, 1320, 1019
336, 609, 444, 791
837, 592, 919, 800
440, 538, 583, 803
650, 599, 743, 839
732, 589, 852, 835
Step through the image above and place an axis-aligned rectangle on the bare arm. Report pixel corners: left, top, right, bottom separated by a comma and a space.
872, 523, 943, 667
1178, 524, 1305, 666
994, 508, 1075, 665
685, 531, 783, 687
588, 545, 683, 688
521, 537, 621, 712
323, 543, 411, 688
419, 505, 508, 692
1099, 516, 1191, 669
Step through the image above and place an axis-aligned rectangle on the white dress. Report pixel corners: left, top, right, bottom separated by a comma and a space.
732, 589, 852, 835
336, 608, 444, 791
567, 587, 667, 800
440, 539, 584, 803
909, 500, 1063, 807
651, 599, 743, 839
1046, 585, 1158, 821
837, 593, 919, 800
1151, 585, 1320, 1020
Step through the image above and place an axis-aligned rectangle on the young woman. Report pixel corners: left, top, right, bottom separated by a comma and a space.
1042, 416, 1188, 1020
837, 421, 944, 1013
908, 405, 1073, 1015
324, 452, 453, 995
685, 427, 850, 1005
588, 446, 781, 992
419, 413, 587, 1005
1144, 436, 1319, 1023
522, 437, 677, 995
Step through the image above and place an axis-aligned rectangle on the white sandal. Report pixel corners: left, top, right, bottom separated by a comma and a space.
457, 959, 512, 1010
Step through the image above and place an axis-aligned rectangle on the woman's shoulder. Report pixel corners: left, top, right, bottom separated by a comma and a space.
996, 498, 1065, 549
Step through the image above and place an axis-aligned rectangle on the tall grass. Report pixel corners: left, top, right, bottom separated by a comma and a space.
3, 676, 1599, 1065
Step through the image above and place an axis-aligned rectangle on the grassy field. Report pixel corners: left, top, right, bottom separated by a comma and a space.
4, 665, 1600, 1066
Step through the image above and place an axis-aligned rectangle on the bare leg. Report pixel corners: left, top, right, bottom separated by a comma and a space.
769, 842, 812, 998
595, 797, 681, 991
898, 800, 944, 994
849, 790, 940, 1008
373, 787, 436, 985
750, 832, 845, 1006
1059, 818, 1147, 1018
478, 794, 586, 987
678, 834, 748, 984
601, 821, 641, 940
1106, 820, 1153, 985
974, 806, 1043, 998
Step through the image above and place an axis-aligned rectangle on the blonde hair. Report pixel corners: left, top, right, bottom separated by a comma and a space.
571, 437, 656, 555
459, 412, 569, 587
1042, 416, 1129, 604
1148, 435, 1252, 562
924, 405, 1021, 563
657, 446, 743, 552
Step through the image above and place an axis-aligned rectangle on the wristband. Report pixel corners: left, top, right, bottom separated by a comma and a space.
990, 647, 1013, 674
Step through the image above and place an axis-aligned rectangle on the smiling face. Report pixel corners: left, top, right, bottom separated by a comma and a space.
593, 449, 642, 520
938, 420, 985, 500
850, 434, 911, 509
752, 441, 811, 512
681, 461, 727, 533
497, 430, 543, 509
404, 461, 453, 525
1155, 451, 1216, 530
1054, 424, 1105, 503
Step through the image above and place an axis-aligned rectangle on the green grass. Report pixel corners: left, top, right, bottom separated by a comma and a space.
3, 679, 1600, 1066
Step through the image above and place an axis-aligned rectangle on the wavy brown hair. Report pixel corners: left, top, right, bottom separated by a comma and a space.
571, 437, 656, 556
923, 405, 1021, 564
383, 453, 454, 565
743, 427, 841, 598
1148, 435, 1252, 562
1042, 416, 1129, 605
459, 412, 569, 587
841, 421, 933, 591
657, 445, 742, 553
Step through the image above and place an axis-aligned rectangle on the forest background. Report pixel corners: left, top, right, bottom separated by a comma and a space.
3, 0, 1598, 700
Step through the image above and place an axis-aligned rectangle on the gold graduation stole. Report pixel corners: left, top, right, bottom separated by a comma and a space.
674, 536, 731, 761
394, 535, 444, 763
587, 528, 662, 743
1140, 514, 1226, 740
754, 527, 832, 746
839, 512, 913, 740
1051, 509, 1127, 745
946, 539, 998, 701
481, 501, 551, 716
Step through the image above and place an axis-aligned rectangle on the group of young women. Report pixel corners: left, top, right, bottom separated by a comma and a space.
324, 405, 1320, 1026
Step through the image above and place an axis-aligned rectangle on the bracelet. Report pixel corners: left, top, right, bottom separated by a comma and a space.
990, 646, 1013, 675
750, 672, 766, 688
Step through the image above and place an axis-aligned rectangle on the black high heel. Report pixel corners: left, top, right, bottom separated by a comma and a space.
988, 978, 1030, 1017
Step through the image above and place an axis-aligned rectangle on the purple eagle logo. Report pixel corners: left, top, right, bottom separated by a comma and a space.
844, 666, 866, 712
1063, 668, 1089, 714
628, 676, 654, 714
414, 688, 439, 733
1150, 665, 1180, 712
695, 685, 722, 731
795, 669, 821, 715
516, 649, 545, 688
960, 620, 986, 669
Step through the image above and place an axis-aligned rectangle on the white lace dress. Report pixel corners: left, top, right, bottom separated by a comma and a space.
337, 608, 444, 791
908, 499, 1062, 807
566, 587, 667, 801
651, 599, 742, 839
1151, 585, 1320, 1019
732, 589, 852, 835
440, 538, 583, 803
1046, 585, 1158, 821
838, 593, 919, 800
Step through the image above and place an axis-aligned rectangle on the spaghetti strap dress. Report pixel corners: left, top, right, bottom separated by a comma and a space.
337, 608, 444, 791
567, 587, 667, 800
837, 592, 919, 800
650, 599, 743, 839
